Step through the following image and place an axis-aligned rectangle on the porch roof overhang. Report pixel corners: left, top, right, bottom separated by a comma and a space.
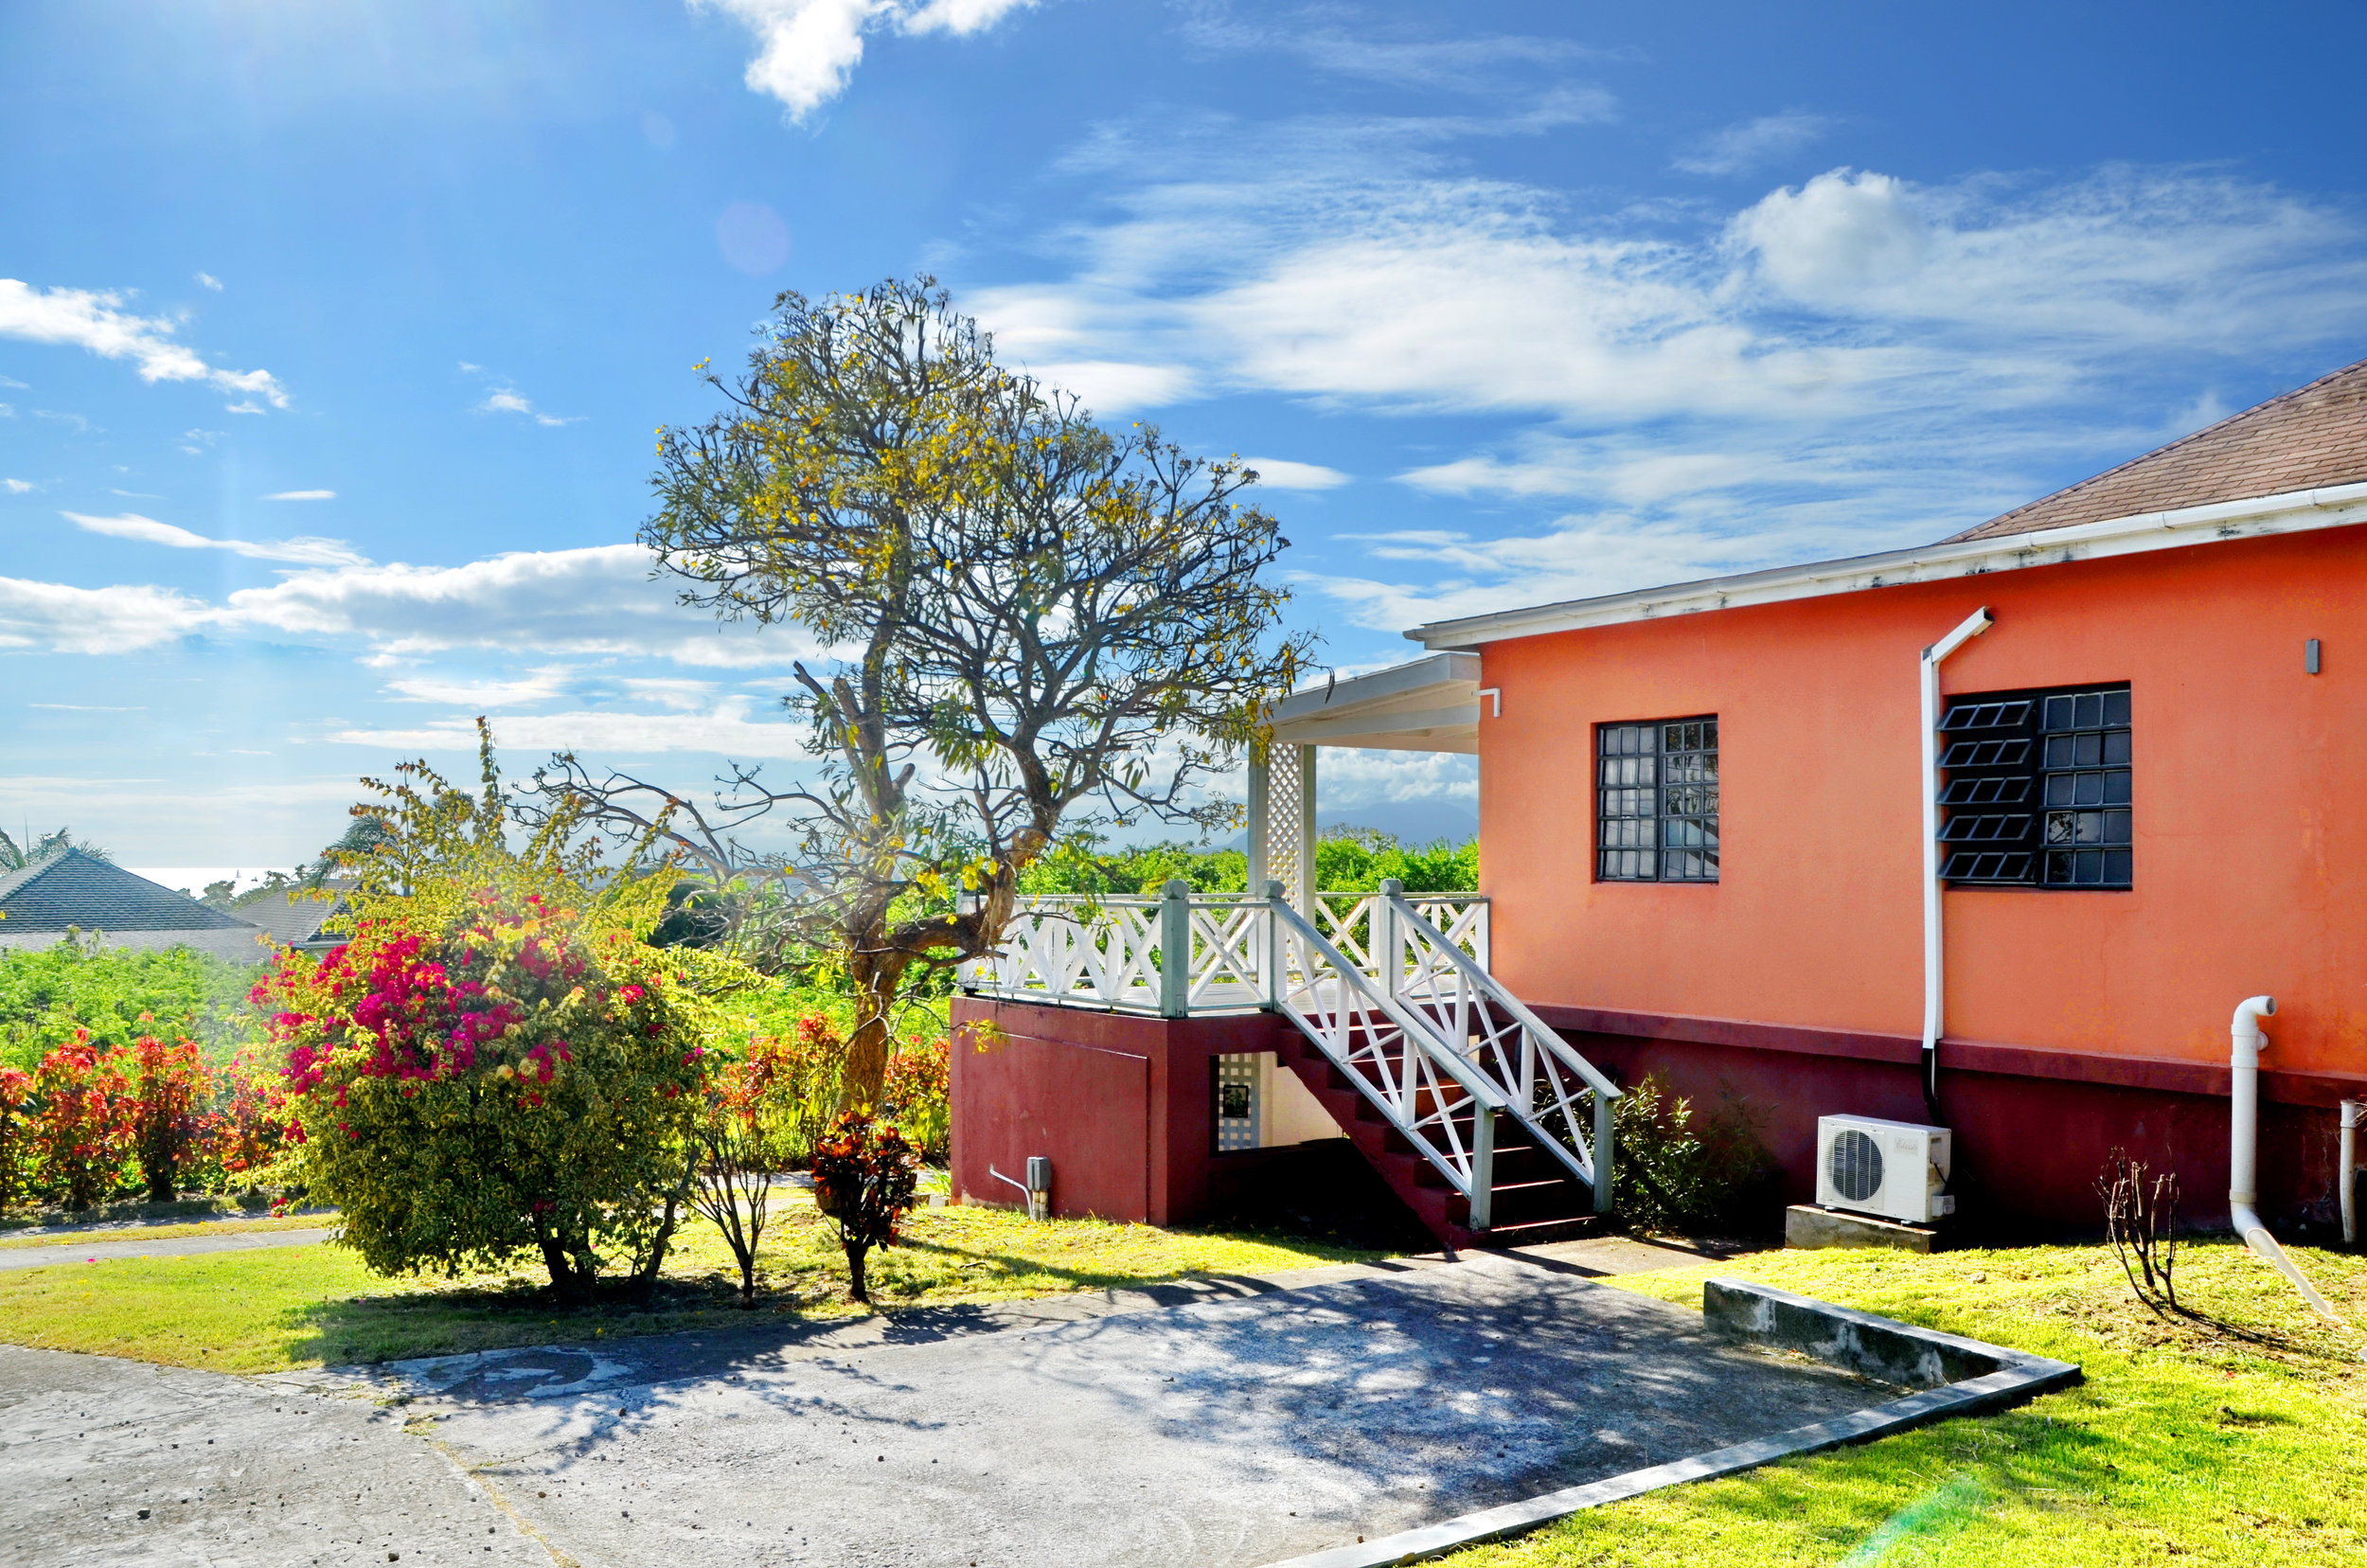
1404, 478, 2367, 652
1267, 652, 1481, 753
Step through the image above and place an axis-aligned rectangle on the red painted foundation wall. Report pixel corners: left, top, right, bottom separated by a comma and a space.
949, 999, 1303, 1224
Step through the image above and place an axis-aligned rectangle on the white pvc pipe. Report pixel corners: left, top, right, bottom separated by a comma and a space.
1919, 607, 1993, 1121
2340, 1100, 2359, 1248
2228, 996, 2341, 1322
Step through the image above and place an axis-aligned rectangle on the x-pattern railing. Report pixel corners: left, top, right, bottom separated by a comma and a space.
1270, 900, 1503, 1226
958, 880, 1615, 1224
1386, 891, 1618, 1206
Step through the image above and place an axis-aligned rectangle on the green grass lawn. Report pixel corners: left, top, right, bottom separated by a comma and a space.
0, 1193, 1377, 1373
1437, 1239, 2367, 1567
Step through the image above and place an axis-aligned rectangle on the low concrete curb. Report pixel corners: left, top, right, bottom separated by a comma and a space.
1262, 1277, 2081, 1568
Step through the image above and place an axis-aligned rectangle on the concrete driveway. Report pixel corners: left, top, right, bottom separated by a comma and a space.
248, 1247, 1892, 1568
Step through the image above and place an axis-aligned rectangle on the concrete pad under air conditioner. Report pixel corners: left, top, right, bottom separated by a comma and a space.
1786, 1203, 1942, 1253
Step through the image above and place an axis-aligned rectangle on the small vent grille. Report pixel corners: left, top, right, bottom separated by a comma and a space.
1828, 1128, 1885, 1203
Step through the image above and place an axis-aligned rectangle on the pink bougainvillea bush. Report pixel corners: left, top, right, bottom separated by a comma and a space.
258, 893, 713, 1300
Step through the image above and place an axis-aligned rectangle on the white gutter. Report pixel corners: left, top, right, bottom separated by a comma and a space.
1919, 607, 1992, 1122
2228, 996, 2340, 1323
1409, 480, 2367, 651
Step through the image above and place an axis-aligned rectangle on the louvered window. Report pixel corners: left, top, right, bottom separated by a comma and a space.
1596, 717, 1718, 882
1937, 685, 2131, 888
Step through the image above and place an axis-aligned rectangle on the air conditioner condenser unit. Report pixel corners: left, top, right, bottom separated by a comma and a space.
1815, 1114, 1955, 1224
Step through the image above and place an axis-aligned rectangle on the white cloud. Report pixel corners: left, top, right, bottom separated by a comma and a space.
973, 131, 2367, 430
1243, 457, 1350, 490
1672, 112, 1831, 176
63, 510, 368, 568
223, 544, 815, 668
0, 576, 214, 654
960, 122, 2367, 641
1312, 747, 1477, 806
265, 490, 336, 501
3, 478, 32, 494
194, 272, 223, 292
692, 0, 1037, 123
331, 695, 812, 759
383, 667, 575, 707
0, 375, 27, 389
1179, 14, 1615, 98
473, 383, 578, 426
1, 543, 820, 668
0, 279, 289, 409
618, 677, 721, 710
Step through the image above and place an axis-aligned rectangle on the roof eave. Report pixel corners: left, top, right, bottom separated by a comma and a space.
1406, 479, 2367, 652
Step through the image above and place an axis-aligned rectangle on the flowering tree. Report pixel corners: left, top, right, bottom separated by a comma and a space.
538, 276, 1312, 1114
261, 897, 716, 1301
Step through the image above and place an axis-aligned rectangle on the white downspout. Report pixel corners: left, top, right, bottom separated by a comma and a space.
1919, 607, 1993, 1124
2228, 996, 2340, 1322
2341, 1099, 2360, 1248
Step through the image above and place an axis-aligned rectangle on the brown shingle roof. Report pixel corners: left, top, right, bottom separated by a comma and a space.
1945, 356, 2367, 543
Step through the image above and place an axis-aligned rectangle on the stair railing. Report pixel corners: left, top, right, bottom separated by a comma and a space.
1379, 882, 1622, 1213
1267, 887, 1504, 1229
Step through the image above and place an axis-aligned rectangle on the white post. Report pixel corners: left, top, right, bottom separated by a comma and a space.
1246, 747, 1271, 898
1920, 606, 1993, 1122
1158, 879, 1191, 1019
1376, 877, 1401, 999
1295, 744, 1318, 916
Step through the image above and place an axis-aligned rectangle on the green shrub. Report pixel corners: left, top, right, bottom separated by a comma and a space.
0, 942, 263, 1071
810, 1110, 921, 1303
1611, 1069, 1781, 1237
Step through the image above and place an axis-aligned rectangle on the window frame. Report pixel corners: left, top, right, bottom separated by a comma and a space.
1593, 714, 1720, 884
1936, 682, 2132, 891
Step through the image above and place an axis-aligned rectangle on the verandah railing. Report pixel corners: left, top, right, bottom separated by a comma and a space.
958, 881, 1618, 1221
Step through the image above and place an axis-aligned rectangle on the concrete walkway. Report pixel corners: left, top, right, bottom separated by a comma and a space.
0, 1236, 1850, 1568
0, 1345, 549, 1566
291, 1246, 1885, 1568
0, 1227, 334, 1273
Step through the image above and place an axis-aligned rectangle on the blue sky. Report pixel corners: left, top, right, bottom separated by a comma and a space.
6, 0, 2367, 874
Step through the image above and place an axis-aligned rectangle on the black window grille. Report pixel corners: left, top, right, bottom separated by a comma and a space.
1937, 684, 2130, 888
1596, 717, 1718, 882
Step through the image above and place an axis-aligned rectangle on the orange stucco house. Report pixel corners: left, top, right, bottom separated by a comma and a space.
955, 359, 2367, 1244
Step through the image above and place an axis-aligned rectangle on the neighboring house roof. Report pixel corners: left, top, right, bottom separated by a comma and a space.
1948, 357, 2367, 543
1411, 357, 2367, 653
235, 888, 349, 950
0, 849, 252, 931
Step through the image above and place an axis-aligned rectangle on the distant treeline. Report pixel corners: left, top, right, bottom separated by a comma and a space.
1020, 827, 1478, 897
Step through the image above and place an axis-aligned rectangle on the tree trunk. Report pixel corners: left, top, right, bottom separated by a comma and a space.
534, 1216, 592, 1305
837, 950, 907, 1113
628, 1190, 684, 1302
845, 1238, 871, 1304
